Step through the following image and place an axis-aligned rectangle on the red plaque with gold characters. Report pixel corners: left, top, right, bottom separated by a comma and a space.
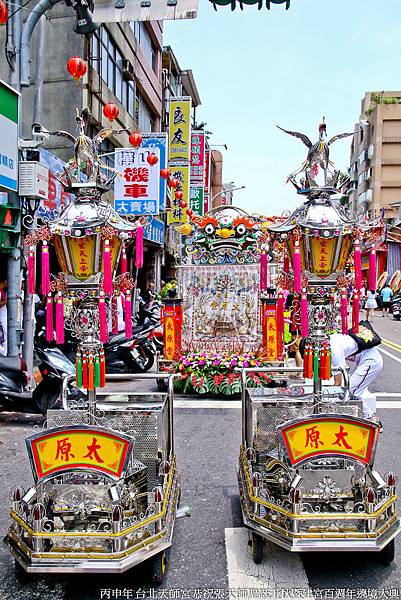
26, 426, 134, 482
278, 415, 380, 467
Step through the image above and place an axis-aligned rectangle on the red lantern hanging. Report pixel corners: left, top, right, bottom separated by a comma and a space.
169, 178, 179, 189
0, 0, 8, 24
66, 56, 87, 81
175, 190, 183, 200
160, 168, 170, 180
103, 102, 119, 122
179, 200, 187, 209
146, 152, 159, 166
129, 131, 142, 147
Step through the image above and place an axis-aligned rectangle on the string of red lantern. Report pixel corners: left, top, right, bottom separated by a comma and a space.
146, 153, 159, 166
0, 0, 8, 24
103, 102, 119, 122
66, 56, 87, 81
129, 132, 142, 147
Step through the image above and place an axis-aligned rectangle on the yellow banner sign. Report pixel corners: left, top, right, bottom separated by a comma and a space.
164, 316, 176, 360
279, 415, 380, 466
168, 97, 191, 162
265, 309, 277, 361
279, 416, 379, 466
167, 164, 190, 224
27, 426, 133, 482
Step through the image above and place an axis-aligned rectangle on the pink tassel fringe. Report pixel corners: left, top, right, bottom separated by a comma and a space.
354, 240, 362, 292
98, 293, 108, 343
369, 249, 377, 291
125, 292, 133, 339
103, 240, 113, 295
55, 293, 65, 344
260, 252, 267, 291
41, 242, 50, 296
340, 290, 348, 334
46, 295, 54, 342
120, 247, 128, 274
112, 296, 119, 334
135, 225, 144, 269
300, 291, 308, 337
293, 242, 301, 294
28, 247, 35, 295
352, 291, 359, 334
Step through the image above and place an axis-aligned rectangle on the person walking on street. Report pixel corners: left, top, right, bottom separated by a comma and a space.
365, 289, 377, 321
381, 284, 393, 317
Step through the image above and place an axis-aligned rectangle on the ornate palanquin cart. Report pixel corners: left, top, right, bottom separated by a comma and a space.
238, 119, 401, 563
4, 111, 180, 583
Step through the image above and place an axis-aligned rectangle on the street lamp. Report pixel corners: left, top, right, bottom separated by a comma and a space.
211, 185, 246, 205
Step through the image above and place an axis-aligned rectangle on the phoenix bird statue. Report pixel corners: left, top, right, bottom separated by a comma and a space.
277, 117, 356, 187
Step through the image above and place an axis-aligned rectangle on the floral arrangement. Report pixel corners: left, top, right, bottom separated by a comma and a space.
173, 350, 272, 396
160, 280, 178, 299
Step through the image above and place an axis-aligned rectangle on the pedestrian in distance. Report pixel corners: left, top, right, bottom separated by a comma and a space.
380, 284, 393, 317
365, 289, 377, 321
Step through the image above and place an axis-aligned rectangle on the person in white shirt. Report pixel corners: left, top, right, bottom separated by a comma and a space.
330, 333, 383, 418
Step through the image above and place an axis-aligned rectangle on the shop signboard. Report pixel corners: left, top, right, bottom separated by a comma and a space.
93, 0, 199, 23
168, 97, 191, 163
189, 186, 204, 216
167, 164, 190, 224
114, 147, 160, 216
190, 131, 205, 184
141, 133, 167, 212
0, 80, 19, 193
144, 217, 165, 246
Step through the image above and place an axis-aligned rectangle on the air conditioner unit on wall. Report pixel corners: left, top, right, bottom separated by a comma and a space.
18, 162, 49, 200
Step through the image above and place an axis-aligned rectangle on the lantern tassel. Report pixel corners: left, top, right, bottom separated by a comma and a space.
135, 225, 144, 269
41, 242, 50, 296
88, 354, 94, 391
28, 247, 35, 295
352, 291, 359, 334
369, 249, 377, 291
100, 349, 106, 388
112, 296, 119, 334
300, 290, 308, 337
76, 350, 83, 388
46, 295, 53, 342
55, 292, 65, 344
260, 251, 267, 291
276, 291, 284, 359
98, 292, 108, 343
120, 247, 128, 274
103, 240, 113, 295
354, 240, 362, 292
82, 353, 88, 389
293, 241, 301, 294
340, 290, 348, 334
303, 342, 314, 379
94, 352, 101, 388
125, 292, 133, 339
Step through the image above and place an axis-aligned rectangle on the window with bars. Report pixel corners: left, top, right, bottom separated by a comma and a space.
91, 27, 136, 117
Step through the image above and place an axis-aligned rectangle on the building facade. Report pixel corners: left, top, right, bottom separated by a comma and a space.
349, 91, 401, 222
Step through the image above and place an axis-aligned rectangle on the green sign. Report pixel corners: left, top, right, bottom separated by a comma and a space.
210, 0, 290, 9
0, 80, 19, 192
189, 186, 204, 216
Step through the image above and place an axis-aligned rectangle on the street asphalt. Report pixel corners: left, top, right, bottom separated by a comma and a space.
0, 312, 401, 599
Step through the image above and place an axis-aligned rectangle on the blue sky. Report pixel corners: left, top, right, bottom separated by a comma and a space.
164, 0, 401, 215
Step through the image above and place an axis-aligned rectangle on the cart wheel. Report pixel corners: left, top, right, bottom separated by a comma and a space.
378, 539, 395, 564
151, 550, 167, 585
157, 379, 167, 392
251, 532, 263, 564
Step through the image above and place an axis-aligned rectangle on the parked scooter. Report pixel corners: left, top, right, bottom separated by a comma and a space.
0, 357, 33, 412
391, 293, 401, 320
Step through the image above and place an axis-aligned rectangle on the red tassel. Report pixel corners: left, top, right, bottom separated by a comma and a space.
112, 296, 119, 334
124, 292, 133, 339
260, 251, 267, 291
120, 246, 128, 274
303, 342, 313, 379
55, 292, 64, 344
354, 240, 362, 292
369, 249, 377, 291
293, 241, 301, 294
352, 290, 359, 334
28, 246, 35, 295
82, 352, 88, 389
98, 292, 108, 343
41, 242, 50, 296
103, 240, 113, 295
46, 294, 53, 342
300, 289, 308, 336
135, 225, 144, 269
340, 289, 348, 334
100, 349, 106, 387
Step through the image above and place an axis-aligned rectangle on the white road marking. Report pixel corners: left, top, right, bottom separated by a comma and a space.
377, 401, 401, 408
225, 527, 313, 591
376, 392, 401, 397
379, 347, 401, 364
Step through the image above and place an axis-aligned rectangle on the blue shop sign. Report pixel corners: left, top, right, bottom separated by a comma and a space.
144, 218, 165, 246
